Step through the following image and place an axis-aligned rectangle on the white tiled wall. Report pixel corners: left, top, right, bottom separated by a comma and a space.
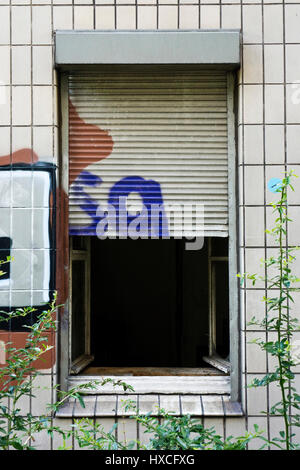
0, 0, 299, 450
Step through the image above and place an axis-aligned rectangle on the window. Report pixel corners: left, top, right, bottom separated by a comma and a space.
69, 236, 230, 376
59, 68, 239, 398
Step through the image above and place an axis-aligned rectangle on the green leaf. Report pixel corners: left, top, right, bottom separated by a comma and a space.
12, 441, 24, 450
77, 394, 85, 409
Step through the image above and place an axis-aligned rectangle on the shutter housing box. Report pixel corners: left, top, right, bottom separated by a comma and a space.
55, 30, 241, 68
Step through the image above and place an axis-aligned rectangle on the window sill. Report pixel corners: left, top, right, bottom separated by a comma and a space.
55, 393, 243, 418
56, 374, 241, 418
67, 374, 230, 395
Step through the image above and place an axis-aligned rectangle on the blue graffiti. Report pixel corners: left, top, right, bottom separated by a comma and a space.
108, 176, 169, 238
69, 171, 102, 236
70, 172, 169, 237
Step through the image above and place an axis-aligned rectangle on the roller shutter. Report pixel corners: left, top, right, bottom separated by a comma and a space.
68, 70, 229, 238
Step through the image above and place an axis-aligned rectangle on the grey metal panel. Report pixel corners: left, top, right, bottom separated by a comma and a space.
55, 30, 240, 68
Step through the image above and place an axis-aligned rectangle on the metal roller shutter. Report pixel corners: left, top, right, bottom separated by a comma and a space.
68, 70, 229, 238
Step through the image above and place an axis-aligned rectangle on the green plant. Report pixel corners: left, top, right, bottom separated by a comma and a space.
65, 419, 135, 450
0, 293, 88, 449
0, 279, 133, 450
238, 170, 300, 450
68, 405, 263, 451
0, 266, 264, 451
0, 287, 263, 452
132, 408, 262, 450
71, 395, 263, 451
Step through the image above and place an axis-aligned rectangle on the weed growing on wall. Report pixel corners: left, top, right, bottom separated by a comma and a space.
0, 284, 262, 450
69, 408, 262, 451
238, 171, 300, 450
0, 287, 133, 450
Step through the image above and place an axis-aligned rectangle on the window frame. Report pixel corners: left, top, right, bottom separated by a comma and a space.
58, 69, 240, 401
69, 237, 93, 374
202, 238, 230, 374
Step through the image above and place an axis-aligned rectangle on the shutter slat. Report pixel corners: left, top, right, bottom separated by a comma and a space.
68, 70, 228, 238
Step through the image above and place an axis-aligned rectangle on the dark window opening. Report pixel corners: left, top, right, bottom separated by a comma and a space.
69, 236, 230, 374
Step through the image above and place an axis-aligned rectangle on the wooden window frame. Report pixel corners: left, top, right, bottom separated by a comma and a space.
58, 70, 240, 400
69, 236, 93, 374
202, 238, 230, 374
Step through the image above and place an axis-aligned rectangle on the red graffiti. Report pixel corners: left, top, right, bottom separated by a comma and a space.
0, 331, 55, 374
69, 100, 114, 184
0, 148, 38, 166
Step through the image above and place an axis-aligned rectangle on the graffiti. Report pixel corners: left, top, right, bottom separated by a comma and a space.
70, 172, 169, 238
0, 104, 113, 367
69, 171, 102, 236
69, 100, 114, 184
107, 176, 168, 238
69, 100, 169, 238
0, 148, 39, 166
0, 98, 163, 367
0, 149, 57, 370
0, 158, 56, 332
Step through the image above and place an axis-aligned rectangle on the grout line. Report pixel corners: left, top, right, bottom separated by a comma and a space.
93, 0, 96, 29
282, 0, 293, 444
240, 0, 248, 439
261, 0, 272, 447
135, 0, 138, 29
29, 0, 34, 444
